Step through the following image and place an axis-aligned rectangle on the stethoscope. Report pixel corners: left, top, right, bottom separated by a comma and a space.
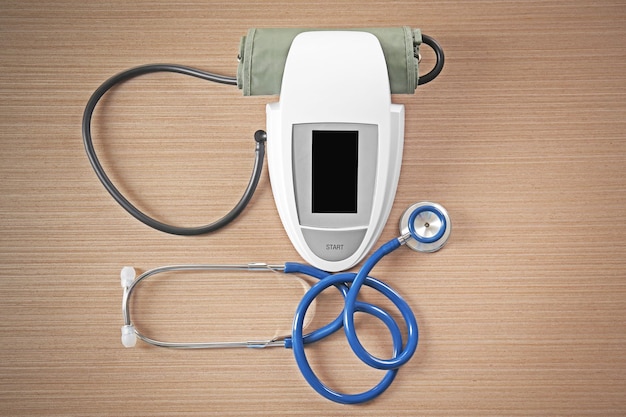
121, 201, 451, 404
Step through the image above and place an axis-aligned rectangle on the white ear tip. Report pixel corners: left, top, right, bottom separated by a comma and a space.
121, 325, 137, 348
120, 266, 135, 288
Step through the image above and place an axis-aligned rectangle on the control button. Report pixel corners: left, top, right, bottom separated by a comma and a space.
301, 227, 367, 262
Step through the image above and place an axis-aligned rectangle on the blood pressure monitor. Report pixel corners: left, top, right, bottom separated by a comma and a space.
267, 31, 404, 271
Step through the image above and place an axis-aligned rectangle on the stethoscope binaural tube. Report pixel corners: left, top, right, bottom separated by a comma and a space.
287, 239, 418, 404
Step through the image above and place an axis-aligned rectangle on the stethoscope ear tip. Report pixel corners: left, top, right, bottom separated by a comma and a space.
399, 202, 451, 253
121, 325, 137, 348
121, 266, 136, 288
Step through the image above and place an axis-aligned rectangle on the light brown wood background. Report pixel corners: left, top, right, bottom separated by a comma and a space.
1, 1, 625, 415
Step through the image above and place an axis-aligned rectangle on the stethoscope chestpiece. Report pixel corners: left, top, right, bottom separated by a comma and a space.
399, 201, 451, 253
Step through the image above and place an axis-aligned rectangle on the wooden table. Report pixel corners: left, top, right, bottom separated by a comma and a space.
1, 1, 625, 415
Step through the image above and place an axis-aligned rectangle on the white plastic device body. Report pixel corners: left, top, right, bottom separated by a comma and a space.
266, 31, 404, 271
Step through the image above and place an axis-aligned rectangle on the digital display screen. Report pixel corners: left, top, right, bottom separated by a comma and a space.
312, 130, 358, 213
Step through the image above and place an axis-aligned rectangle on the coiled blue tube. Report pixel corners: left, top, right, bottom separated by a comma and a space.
284, 237, 419, 404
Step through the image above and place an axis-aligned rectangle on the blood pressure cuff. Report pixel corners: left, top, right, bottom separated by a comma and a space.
237, 27, 422, 96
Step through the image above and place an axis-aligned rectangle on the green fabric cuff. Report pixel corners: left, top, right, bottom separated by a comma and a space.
237, 27, 422, 96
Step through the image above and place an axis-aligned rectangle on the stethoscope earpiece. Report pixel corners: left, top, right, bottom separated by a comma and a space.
399, 202, 451, 253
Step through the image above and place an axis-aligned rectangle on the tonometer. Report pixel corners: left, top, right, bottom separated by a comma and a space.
82, 27, 445, 269
267, 31, 404, 271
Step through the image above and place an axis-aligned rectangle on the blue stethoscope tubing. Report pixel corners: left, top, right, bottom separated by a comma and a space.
285, 236, 418, 404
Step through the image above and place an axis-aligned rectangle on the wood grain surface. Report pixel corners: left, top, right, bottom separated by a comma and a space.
1, 1, 625, 415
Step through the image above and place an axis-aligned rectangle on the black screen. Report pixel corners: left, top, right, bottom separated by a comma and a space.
312, 130, 358, 213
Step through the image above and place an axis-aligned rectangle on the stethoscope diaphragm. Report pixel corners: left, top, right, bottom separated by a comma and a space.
399, 201, 451, 253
